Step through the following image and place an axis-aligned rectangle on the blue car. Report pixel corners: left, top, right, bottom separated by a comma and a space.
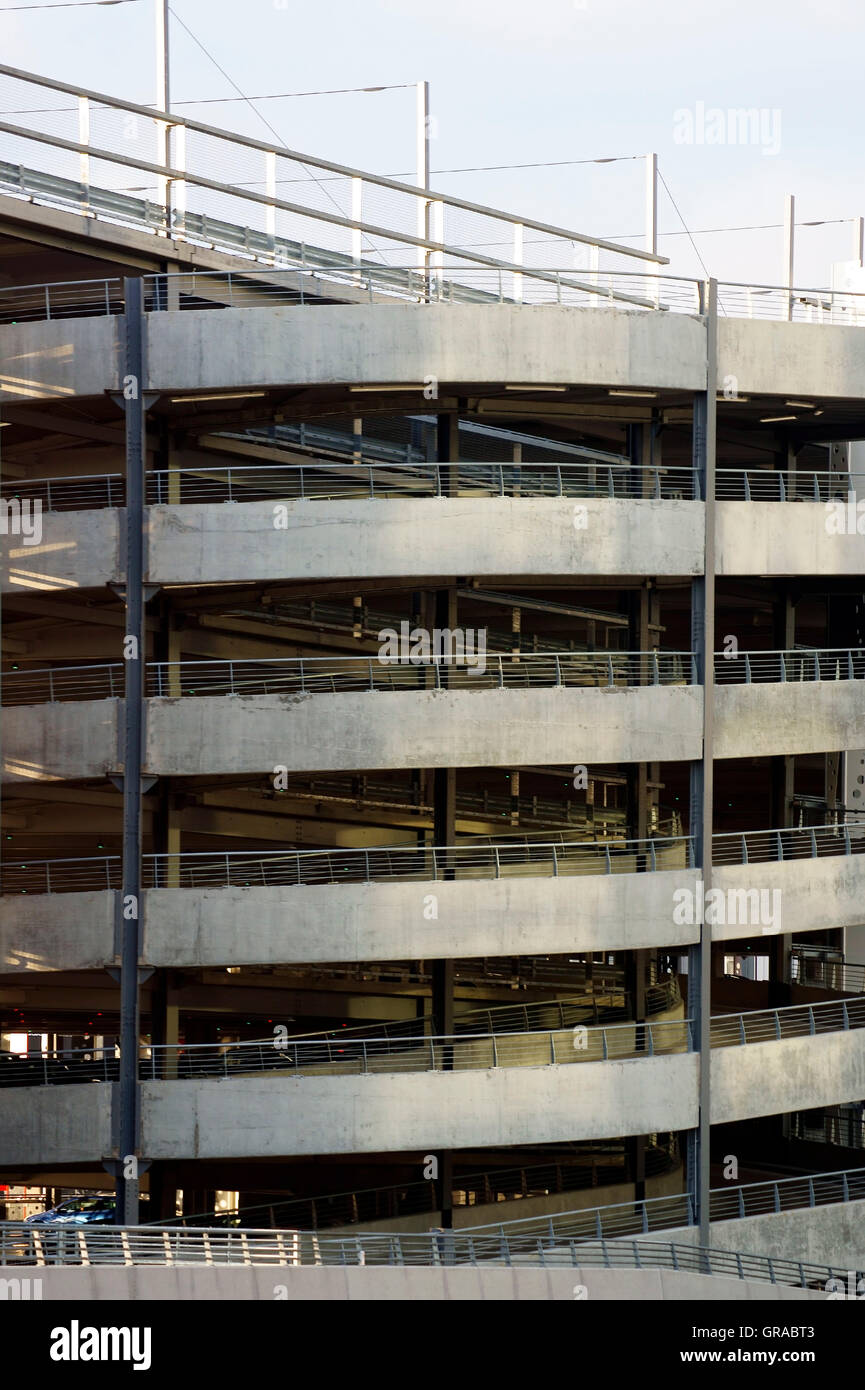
25, 1195, 116, 1225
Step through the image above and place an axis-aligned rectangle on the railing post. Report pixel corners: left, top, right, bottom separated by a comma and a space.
552, 845, 558, 877
744, 653, 752, 683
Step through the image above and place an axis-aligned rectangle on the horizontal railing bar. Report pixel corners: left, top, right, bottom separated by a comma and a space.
9, 646, 865, 706
2, 995, 861, 1087
8, 820, 865, 893
0, 64, 666, 264
0, 1222, 859, 1282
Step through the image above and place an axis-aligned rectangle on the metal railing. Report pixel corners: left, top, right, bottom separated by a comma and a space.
0, 1223, 857, 1285
0, 1016, 693, 1087
9, 645, 865, 706
0, 460, 700, 512
4, 995, 864, 1090
168, 1137, 680, 1232
1, 651, 695, 706
1, 831, 693, 894
790, 1110, 865, 1149
712, 821, 865, 866
6, 253, 865, 330
5, 255, 865, 328
790, 955, 865, 994
714, 648, 865, 683
461, 1165, 865, 1243
7, 818, 865, 896
286, 976, 680, 1049
709, 997, 865, 1047
6, 460, 864, 515
715, 468, 860, 502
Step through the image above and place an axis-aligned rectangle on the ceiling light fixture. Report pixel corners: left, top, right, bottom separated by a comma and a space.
759, 414, 797, 423
608, 389, 657, 399
169, 391, 268, 404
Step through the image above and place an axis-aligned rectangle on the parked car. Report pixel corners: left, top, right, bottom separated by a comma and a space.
25, 1195, 117, 1225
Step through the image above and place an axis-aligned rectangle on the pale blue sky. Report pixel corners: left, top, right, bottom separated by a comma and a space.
1, 0, 863, 285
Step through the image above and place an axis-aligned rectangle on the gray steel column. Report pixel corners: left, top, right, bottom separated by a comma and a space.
116, 277, 147, 1226
688, 278, 717, 1248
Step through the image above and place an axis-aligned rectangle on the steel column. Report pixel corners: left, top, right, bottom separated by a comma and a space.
688, 279, 717, 1249
116, 277, 147, 1226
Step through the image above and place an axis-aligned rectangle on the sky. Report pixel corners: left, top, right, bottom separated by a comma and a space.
1, 0, 864, 286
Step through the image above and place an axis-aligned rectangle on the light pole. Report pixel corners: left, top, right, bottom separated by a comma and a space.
154, 0, 170, 224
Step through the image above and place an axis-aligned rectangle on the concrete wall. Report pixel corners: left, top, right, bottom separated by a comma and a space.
9, 674, 865, 781
144, 685, 702, 774
141, 866, 698, 968
2, 699, 118, 783
712, 854, 865, 942
146, 497, 704, 584
145, 303, 708, 394
2, 303, 863, 407
714, 680, 865, 758
0, 1083, 112, 1167
655, 1201, 865, 1272
11, 496, 865, 591
717, 318, 865, 401
0, 890, 114, 971
0, 315, 119, 405
716, 501, 865, 577
0, 1262, 826, 1300
3, 500, 860, 598
712, 1028, 865, 1124
1, 1027, 862, 1164
140, 1054, 698, 1159
0, 507, 120, 596
5, 849, 861, 972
